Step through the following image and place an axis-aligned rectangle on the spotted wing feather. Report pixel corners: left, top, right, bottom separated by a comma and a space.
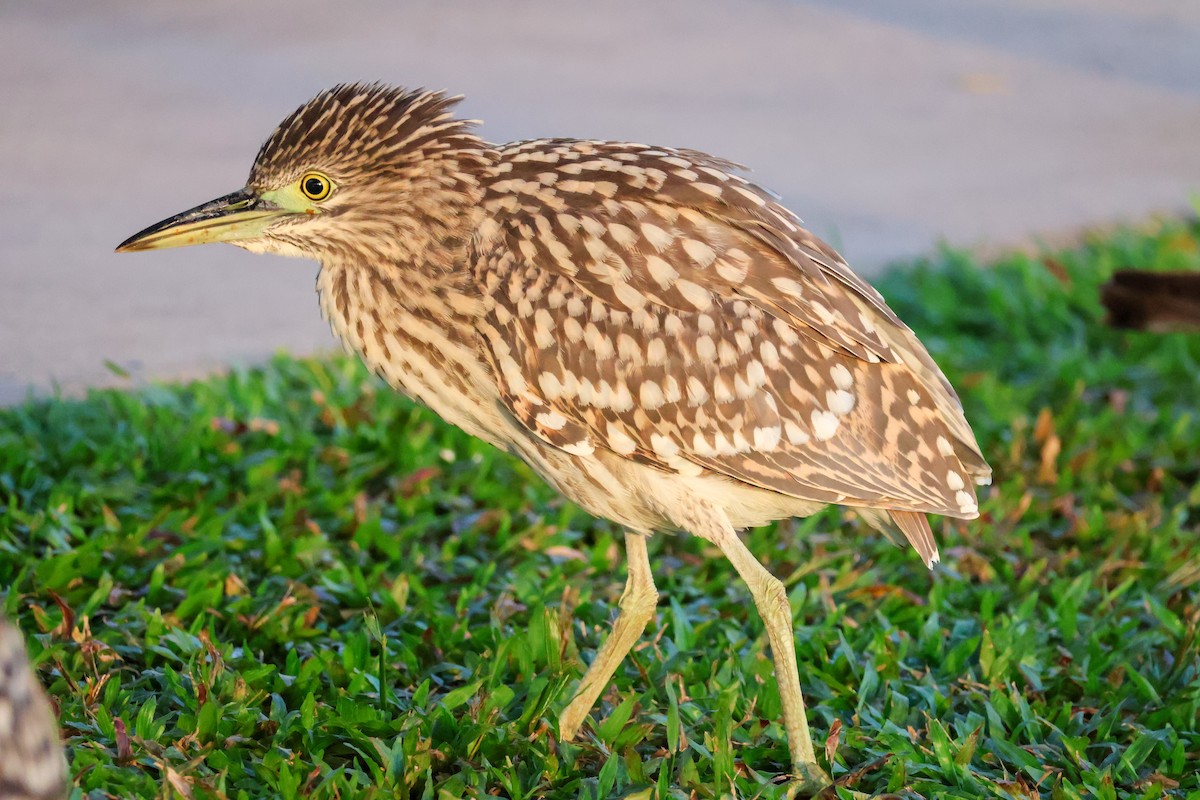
473, 140, 988, 520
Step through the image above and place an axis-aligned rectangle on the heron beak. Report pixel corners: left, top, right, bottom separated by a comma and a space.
115, 189, 292, 252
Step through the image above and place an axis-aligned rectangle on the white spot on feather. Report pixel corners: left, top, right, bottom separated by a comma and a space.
783, 420, 810, 446
771, 276, 805, 297
608, 223, 638, 248
536, 410, 568, 430
662, 375, 682, 402
584, 323, 614, 359
646, 338, 667, 365
676, 279, 712, 309
650, 433, 679, 458
715, 259, 748, 284
682, 239, 717, 268
612, 280, 648, 310
712, 431, 738, 456
616, 333, 640, 361
830, 363, 853, 391
606, 423, 638, 455
759, 341, 780, 369
753, 425, 782, 450
577, 378, 594, 405
732, 186, 767, 206
772, 319, 800, 346
537, 372, 563, 400
563, 317, 584, 343
582, 235, 610, 263
533, 308, 555, 348
692, 431, 716, 456
562, 439, 595, 456
556, 213, 581, 234
612, 382, 634, 412
580, 216, 606, 239
810, 301, 836, 324
640, 380, 666, 409
640, 223, 673, 251
810, 409, 840, 441
713, 376, 736, 403
826, 389, 856, 415
645, 255, 678, 288
745, 359, 767, 388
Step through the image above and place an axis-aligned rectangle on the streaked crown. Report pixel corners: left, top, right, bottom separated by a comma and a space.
249, 83, 481, 189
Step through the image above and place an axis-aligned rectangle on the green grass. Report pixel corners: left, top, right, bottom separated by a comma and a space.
3, 214, 1200, 800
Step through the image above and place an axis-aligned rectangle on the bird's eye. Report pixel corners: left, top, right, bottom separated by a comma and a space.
300, 172, 332, 201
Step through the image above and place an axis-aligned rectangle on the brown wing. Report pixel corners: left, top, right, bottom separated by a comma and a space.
0, 616, 68, 800
473, 140, 988, 518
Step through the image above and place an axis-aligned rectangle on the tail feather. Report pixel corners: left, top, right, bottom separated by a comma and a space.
856, 508, 942, 569
887, 510, 940, 569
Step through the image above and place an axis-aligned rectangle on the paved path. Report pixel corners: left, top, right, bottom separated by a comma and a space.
3, 0, 1198, 404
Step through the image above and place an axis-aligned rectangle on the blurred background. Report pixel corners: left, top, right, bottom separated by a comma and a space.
2, 0, 1198, 404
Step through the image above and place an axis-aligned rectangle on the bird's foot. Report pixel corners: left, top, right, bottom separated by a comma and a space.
558, 694, 592, 741
778, 777, 874, 800
772, 762, 833, 799
779, 754, 892, 799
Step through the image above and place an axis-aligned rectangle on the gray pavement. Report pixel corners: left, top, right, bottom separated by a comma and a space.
2, 0, 1199, 405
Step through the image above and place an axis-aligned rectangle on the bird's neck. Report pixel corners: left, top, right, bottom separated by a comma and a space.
316, 249, 508, 445
313, 157, 517, 450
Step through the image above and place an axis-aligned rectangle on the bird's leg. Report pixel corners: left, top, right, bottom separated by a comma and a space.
560, 531, 659, 740
689, 509, 832, 795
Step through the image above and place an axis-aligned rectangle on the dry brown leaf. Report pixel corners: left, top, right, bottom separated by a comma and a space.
165, 767, 194, 799
114, 717, 133, 763
1038, 434, 1061, 485
1033, 407, 1054, 444
824, 718, 842, 766
224, 573, 248, 597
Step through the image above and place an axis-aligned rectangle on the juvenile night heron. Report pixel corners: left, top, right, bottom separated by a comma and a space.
118, 83, 990, 792
0, 615, 68, 799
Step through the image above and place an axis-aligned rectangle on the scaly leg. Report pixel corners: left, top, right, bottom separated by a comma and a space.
711, 526, 832, 792
665, 496, 833, 795
560, 531, 659, 739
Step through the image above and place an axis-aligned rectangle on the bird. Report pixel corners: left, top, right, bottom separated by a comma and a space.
0, 614, 69, 800
1100, 269, 1200, 332
117, 83, 990, 793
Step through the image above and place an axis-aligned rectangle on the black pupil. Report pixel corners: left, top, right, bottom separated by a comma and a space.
305, 177, 325, 197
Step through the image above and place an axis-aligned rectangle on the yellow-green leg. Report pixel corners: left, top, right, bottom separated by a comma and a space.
560, 531, 658, 739
707, 523, 833, 794
660, 494, 836, 796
